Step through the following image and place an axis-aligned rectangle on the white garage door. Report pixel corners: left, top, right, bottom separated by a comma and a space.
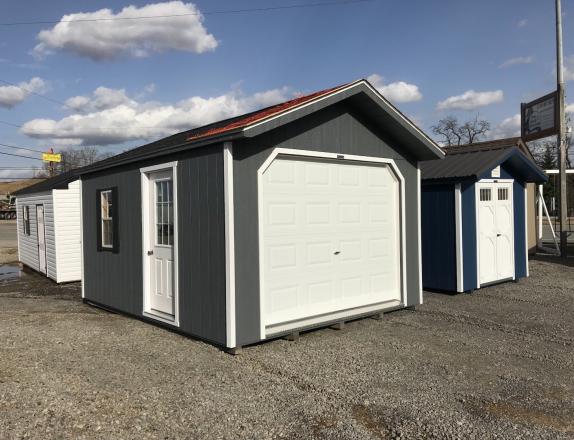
260, 155, 402, 335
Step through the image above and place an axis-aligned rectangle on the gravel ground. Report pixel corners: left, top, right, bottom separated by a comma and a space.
0, 259, 573, 439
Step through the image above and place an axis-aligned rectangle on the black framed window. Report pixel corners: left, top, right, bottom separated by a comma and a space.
23, 206, 30, 235
96, 188, 119, 252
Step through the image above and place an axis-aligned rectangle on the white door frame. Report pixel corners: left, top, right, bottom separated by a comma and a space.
140, 161, 180, 327
475, 179, 515, 287
36, 204, 47, 274
257, 148, 407, 339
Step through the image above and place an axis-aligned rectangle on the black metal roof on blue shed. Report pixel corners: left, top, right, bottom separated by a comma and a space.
12, 169, 80, 196
420, 145, 547, 184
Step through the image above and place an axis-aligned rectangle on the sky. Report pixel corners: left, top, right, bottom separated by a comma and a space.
0, 0, 573, 179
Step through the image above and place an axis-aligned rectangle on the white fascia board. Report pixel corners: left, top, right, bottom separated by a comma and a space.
242, 80, 444, 158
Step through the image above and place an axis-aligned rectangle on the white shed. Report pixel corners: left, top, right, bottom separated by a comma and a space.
13, 171, 82, 283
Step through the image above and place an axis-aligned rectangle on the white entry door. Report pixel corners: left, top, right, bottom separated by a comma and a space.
260, 155, 402, 334
36, 205, 47, 274
145, 170, 175, 318
477, 181, 515, 285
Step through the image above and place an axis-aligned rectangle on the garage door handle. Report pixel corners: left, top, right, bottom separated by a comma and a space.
334, 251, 340, 255
496, 234, 501, 237
147, 250, 154, 256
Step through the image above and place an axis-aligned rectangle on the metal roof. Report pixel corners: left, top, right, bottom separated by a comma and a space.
12, 169, 80, 196
420, 146, 547, 184
77, 79, 443, 176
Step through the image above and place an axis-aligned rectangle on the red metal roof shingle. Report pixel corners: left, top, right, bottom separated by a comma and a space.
186, 83, 350, 141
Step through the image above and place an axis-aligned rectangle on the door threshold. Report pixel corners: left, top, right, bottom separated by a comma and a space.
143, 310, 178, 327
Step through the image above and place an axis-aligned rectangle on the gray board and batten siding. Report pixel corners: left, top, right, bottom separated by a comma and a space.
82, 145, 227, 346
80, 80, 443, 349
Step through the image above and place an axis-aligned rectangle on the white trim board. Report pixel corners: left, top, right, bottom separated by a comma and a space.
79, 178, 85, 298
140, 161, 180, 328
257, 148, 408, 340
417, 166, 423, 304
454, 184, 464, 292
223, 142, 237, 348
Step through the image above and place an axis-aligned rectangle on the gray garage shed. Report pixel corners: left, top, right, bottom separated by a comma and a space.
78, 79, 443, 350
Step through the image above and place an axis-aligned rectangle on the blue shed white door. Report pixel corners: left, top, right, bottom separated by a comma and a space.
477, 181, 514, 285
259, 155, 402, 335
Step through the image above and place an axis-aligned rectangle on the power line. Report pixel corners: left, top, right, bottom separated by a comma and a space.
0, 150, 43, 161
0, 142, 44, 154
0, 0, 373, 26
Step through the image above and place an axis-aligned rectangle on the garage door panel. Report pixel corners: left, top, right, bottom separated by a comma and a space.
261, 156, 402, 331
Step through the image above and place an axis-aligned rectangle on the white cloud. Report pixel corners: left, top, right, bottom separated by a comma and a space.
20, 85, 293, 146
0, 77, 46, 108
517, 19, 528, 28
437, 89, 504, 111
64, 87, 135, 112
33, 1, 218, 61
566, 102, 574, 114
489, 114, 521, 139
564, 55, 574, 81
499, 56, 534, 69
367, 74, 422, 103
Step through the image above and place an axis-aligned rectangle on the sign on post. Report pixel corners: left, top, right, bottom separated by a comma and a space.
521, 91, 559, 141
42, 152, 62, 162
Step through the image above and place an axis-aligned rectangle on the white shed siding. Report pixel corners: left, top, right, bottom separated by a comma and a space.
15, 192, 57, 281
53, 180, 81, 282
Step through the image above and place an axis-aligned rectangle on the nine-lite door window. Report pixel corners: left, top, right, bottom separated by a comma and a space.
97, 188, 118, 252
100, 190, 113, 248
23, 206, 30, 235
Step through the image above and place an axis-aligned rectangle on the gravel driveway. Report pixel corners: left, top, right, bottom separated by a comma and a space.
0, 259, 573, 439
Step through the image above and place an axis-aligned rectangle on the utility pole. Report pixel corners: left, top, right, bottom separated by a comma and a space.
49, 147, 55, 177
556, 0, 568, 259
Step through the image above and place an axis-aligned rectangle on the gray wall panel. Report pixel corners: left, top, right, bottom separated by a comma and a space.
82, 145, 226, 345
233, 103, 420, 346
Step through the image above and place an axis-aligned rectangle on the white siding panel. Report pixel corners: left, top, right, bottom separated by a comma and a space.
53, 180, 82, 282
15, 192, 57, 280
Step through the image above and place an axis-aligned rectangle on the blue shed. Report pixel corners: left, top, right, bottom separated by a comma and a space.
420, 143, 547, 293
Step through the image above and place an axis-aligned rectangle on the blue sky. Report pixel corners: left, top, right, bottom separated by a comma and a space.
0, 0, 573, 179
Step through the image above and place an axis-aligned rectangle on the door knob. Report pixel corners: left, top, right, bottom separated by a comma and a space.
334, 251, 340, 255
496, 234, 501, 237
147, 250, 154, 256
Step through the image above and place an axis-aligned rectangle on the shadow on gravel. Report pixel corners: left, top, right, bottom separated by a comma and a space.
0, 263, 81, 300
533, 253, 574, 268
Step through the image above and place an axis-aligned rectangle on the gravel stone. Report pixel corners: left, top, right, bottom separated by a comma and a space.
0, 258, 572, 439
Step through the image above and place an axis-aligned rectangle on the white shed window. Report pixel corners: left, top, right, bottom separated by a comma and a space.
497, 188, 509, 201
23, 206, 30, 235
479, 188, 491, 201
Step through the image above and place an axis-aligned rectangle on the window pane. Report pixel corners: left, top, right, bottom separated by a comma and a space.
102, 219, 113, 247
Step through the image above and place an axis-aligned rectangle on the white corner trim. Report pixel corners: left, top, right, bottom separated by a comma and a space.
256, 148, 408, 340
141, 161, 180, 328
223, 141, 237, 348
474, 184, 480, 289
417, 166, 423, 304
241, 80, 444, 157
454, 184, 464, 292
79, 178, 85, 298
524, 184, 529, 277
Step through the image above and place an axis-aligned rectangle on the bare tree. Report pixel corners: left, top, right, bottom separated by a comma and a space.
432, 115, 491, 146
529, 135, 573, 170
39, 147, 114, 177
